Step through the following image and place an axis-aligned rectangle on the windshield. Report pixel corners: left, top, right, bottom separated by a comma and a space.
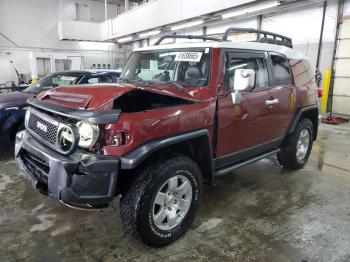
24, 74, 80, 94
119, 48, 211, 87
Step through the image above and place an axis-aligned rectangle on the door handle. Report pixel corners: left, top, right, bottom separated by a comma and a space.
265, 98, 279, 106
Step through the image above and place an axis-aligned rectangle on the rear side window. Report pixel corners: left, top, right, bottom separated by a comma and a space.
270, 55, 293, 86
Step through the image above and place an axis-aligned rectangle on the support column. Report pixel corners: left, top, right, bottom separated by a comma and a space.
125, 0, 129, 12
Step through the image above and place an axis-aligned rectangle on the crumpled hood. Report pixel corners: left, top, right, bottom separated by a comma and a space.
36, 83, 203, 110
0, 91, 34, 109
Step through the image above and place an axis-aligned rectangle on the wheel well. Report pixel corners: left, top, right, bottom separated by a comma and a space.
299, 108, 318, 140
156, 136, 214, 184
117, 135, 214, 195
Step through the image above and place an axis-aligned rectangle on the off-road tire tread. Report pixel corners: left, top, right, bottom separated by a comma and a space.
277, 118, 313, 170
120, 155, 201, 247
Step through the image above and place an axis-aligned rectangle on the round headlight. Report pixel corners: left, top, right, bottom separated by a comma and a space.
77, 122, 99, 148
57, 125, 74, 152
24, 109, 30, 128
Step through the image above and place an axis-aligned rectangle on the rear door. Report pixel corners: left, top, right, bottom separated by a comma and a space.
216, 50, 276, 163
267, 53, 296, 139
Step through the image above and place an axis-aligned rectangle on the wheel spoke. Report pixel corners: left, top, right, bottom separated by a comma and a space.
152, 174, 193, 230
176, 180, 191, 195
154, 192, 167, 206
168, 177, 178, 192
178, 198, 191, 211
297, 150, 303, 159
296, 128, 311, 161
167, 209, 178, 228
154, 207, 167, 225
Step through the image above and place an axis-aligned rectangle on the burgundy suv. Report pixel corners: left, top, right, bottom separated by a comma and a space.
15, 28, 318, 247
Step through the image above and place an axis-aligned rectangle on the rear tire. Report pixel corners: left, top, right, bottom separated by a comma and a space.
277, 119, 314, 170
120, 155, 202, 247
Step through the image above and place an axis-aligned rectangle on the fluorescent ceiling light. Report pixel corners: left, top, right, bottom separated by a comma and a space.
222, 1, 280, 19
118, 36, 133, 43
171, 19, 204, 31
139, 30, 161, 38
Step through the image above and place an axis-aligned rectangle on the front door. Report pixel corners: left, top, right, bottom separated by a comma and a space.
216, 51, 276, 167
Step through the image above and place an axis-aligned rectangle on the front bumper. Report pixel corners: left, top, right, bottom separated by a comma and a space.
15, 130, 119, 207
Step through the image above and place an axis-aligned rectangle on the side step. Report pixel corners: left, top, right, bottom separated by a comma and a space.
215, 149, 280, 177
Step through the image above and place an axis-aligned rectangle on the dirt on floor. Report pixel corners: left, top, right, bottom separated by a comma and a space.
1, 123, 350, 261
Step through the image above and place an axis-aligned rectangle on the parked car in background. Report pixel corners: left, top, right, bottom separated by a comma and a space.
0, 70, 120, 149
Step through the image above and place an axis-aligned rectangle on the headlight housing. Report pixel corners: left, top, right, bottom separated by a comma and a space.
24, 109, 30, 128
77, 121, 99, 148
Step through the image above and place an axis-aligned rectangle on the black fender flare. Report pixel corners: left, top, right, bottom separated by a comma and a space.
288, 105, 319, 140
120, 129, 215, 183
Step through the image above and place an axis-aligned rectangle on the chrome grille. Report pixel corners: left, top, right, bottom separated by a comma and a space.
28, 110, 58, 145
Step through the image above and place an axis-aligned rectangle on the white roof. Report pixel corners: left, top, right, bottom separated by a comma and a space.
134, 41, 305, 60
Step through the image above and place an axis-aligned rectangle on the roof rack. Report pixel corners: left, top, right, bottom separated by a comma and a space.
223, 27, 293, 48
153, 28, 293, 48
154, 35, 221, 45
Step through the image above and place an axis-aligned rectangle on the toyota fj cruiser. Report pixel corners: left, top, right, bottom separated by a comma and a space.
15, 28, 318, 247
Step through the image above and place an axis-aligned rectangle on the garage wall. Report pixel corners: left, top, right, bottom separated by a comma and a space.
345, 0, 350, 15
331, 0, 350, 115
0, 0, 125, 83
110, 0, 256, 38
0, 0, 118, 49
319, 0, 349, 115
60, 0, 119, 22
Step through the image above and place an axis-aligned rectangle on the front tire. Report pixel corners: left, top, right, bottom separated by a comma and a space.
120, 155, 202, 247
277, 118, 314, 170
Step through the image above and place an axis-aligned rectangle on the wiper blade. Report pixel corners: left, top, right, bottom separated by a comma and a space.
118, 78, 137, 83
166, 81, 186, 89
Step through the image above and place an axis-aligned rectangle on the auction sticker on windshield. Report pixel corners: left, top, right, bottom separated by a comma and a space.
175, 52, 203, 62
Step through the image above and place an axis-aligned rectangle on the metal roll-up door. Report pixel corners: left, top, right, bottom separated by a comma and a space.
332, 18, 350, 115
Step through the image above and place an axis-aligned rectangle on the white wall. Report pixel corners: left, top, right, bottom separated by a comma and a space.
0, 0, 125, 83
0, 52, 31, 85
58, 21, 102, 41
344, 0, 350, 16
0, 0, 118, 49
110, 0, 255, 38
60, 0, 119, 22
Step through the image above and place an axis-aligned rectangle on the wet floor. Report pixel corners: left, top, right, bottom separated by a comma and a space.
1, 123, 350, 261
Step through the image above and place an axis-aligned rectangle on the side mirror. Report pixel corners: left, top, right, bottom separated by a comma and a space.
230, 69, 255, 105
234, 69, 255, 91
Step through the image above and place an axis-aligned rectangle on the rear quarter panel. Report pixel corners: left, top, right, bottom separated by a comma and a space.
289, 59, 318, 108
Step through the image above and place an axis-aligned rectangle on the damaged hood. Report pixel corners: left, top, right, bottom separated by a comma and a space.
36, 83, 203, 110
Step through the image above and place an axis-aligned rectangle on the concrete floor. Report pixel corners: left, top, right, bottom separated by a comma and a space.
1, 123, 350, 261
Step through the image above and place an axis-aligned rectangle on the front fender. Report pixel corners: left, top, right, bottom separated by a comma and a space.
119, 129, 215, 183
